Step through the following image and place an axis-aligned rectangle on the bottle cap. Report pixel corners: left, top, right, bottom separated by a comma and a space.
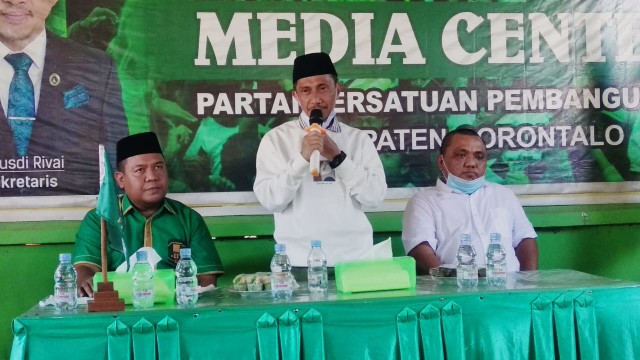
179, 248, 192, 259
311, 240, 321, 248
490, 233, 501, 241
460, 234, 471, 243
275, 243, 286, 253
136, 250, 148, 262
59, 253, 72, 262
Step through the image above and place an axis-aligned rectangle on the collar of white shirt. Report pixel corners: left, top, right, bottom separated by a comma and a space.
298, 110, 342, 133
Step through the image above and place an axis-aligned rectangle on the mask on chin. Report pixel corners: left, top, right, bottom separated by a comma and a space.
446, 173, 485, 195
441, 158, 485, 195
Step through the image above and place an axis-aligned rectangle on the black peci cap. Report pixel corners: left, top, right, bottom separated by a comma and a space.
116, 132, 163, 164
292, 52, 338, 83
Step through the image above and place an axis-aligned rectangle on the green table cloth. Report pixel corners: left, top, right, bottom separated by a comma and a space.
10, 269, 640, 359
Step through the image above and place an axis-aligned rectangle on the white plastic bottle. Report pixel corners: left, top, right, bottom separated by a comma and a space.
270, 244, 293, 299
486, 233, 507, 287
456, 234, 478, 288
132, 250, 154, 309
307, 240, 328, 294
175, 248, 199, 305
54, 253, 77, 311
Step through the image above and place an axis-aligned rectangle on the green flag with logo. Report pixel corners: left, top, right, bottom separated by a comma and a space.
96, 145, 126, 263
96, 145, 121, 226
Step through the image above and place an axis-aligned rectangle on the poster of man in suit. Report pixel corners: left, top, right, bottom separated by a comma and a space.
0, 0, 127, 196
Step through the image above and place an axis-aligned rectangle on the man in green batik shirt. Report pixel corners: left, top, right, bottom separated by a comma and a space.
73, 132, 224, 297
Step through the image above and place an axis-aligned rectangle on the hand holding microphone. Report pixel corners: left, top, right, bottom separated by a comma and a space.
306, 109, 325, 176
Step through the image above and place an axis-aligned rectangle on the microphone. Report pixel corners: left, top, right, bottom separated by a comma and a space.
309, 109, 323, 125
306, 109, 325, 177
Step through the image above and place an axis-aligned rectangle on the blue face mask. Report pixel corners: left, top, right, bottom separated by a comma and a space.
442, 159, 485, 195
446, 173, 485, 195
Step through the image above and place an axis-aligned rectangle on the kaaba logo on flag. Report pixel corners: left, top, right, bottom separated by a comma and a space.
168, 241, 186, 265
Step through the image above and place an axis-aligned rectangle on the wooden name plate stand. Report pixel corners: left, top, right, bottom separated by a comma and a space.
87, 281, 124, 312
87, 219, 125, 312
87, 281, 125, 312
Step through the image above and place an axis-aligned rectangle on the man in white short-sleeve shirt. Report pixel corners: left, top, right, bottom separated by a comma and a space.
402, 126, 538, 274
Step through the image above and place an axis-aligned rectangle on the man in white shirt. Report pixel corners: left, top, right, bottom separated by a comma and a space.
0, 0, 127, 196
254, 52, 387, 268
402, 126, 538, 274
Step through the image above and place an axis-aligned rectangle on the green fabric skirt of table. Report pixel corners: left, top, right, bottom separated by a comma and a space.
10, 270, 640, 360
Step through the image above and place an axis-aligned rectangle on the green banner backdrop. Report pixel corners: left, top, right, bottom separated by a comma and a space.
3, 0, 640, 219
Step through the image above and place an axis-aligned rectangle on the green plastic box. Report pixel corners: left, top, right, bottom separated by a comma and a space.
92, 269, 175, 304
335, 256, 416, 294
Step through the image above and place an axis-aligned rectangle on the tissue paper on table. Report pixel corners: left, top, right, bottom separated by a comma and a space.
197, 284, 216, 293
360, 237, 394, 260
371, 237, 393, 259
39, 295, 90, 308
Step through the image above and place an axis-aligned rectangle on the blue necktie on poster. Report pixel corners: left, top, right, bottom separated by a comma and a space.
5, 52, 35, 157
